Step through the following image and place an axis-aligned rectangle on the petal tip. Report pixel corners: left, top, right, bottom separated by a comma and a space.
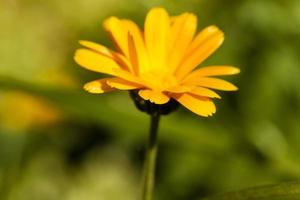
73, 49, 88, 65
146, 7, 170, 22
139, 89, 170, 104
206, 25, 220, 33
234, 68, 241, 74
78, 40, 87, 45
103, 16, 119, 30
105, 80, 114, 88
73, 50, 81, 63
83, 83, 104, 94
230, 84, 239, 91
138, 90, 150, 100
149, 7, 168, 13
226, 66, 240, 75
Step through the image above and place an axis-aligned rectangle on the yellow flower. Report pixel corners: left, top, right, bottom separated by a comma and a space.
0, 91, 62, 131
74, 7, 239, 117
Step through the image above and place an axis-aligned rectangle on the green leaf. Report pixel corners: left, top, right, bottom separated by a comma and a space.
204, 182, 300, 200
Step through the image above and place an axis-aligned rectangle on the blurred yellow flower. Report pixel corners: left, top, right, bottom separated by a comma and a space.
75, 7, 239, 116
0, 91, 62, 131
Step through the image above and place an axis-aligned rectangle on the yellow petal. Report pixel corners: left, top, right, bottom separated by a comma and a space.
103, 17, 129, 57
79, 40, 113, 57
110, 52, 132, 71
184, 66, 240, 82
189, 87, 221, 99
83, 78, 115, 94
186, 26, 222, 54
176, 26, 224, 79
139, 89, 170, 104
78, 40, 132, 71
168, 13, 197, 73
122, 19, 150, 73
113, 68, 143, 85
128, 33, 139, 75
145, 7, 170, 72
106, 78, 142, 90
185, 77, 238, 91
172, 93, 216, 117
167, 85, 192, 93
79, 40, 132, 71
74, 49, 120, 75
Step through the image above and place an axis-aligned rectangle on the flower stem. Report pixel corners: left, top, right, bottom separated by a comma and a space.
142, 112, 160, 200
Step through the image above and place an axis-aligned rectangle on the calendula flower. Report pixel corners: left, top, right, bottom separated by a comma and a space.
74, 7, 239, 116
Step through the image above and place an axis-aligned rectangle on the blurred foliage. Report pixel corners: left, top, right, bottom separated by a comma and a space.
205, 182, 300, 200
0, 0, 300, 199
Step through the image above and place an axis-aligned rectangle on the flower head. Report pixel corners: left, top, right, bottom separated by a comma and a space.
74, 7, 239, 116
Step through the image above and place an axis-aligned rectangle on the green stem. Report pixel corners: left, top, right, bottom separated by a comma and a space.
142, 112, 160, 200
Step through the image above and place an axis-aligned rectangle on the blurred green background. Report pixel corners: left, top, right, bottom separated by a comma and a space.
1, 0, 300, 199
